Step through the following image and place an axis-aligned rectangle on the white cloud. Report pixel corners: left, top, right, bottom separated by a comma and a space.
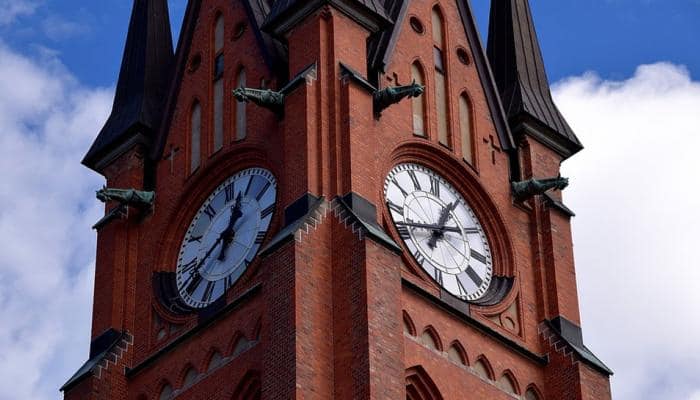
41, 14, 90, 40
0, 0, 39, 26
0, 41, 111, 399
554, 63, 700, 400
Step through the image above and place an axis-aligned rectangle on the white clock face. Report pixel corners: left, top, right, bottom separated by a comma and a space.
384, 163, 493, 301
176, 168, 276, 309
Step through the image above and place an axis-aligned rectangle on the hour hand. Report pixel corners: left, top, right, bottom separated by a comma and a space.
396, 221, 461, 233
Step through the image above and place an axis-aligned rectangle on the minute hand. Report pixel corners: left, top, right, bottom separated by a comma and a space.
396, 221, 461, 233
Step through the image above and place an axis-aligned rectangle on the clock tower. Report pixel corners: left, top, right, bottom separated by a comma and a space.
62, 0, 613, 399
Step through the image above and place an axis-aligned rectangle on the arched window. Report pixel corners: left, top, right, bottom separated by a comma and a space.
420, 327, 442, 351
207, 351, 224, 372
525, 387, 542, 400
459, 93, 474, 164
406, 366, 444, 400
497, 372, 519, 395
233, 371, 262, 400
182, 366, 198, 387
232, 335, 250, 357
447, 341, 468, 366
235, 68, 247, 140
403, 310, 417, 336
159, 383, 173, 400
190, 101, 202, 172
212, 13, 225, 151
431, 7, 449, 146
473, 356, 494, 380
411, 62, 427, 137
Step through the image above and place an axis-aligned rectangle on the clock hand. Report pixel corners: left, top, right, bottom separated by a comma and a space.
396, 221, 461, 233
217, 193, 244, 261
428, 201, 457, 249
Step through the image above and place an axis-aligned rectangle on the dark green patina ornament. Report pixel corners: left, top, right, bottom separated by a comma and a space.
374, 80, 425, 116
96, 187, 156, 207
92, 188, 156, 230
512, 176, 569, 202
232, 87, 284, 116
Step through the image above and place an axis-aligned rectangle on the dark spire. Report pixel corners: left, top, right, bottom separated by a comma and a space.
487, 0, 582, 159
263, 0, 392, 37
83, 0, 174, 172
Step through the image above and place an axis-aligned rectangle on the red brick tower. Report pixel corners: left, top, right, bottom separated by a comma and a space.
62, 0, 613, 399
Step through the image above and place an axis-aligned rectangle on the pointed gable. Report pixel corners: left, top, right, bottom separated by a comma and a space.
487, 0, 582, 159
83, 0, 174, 172
263, 0, 392, 37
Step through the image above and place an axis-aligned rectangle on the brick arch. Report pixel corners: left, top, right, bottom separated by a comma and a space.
232, 370, 261, 400
403, 310, 417, 336
204, 347, 225, 372
252, 316, 262, 340
178, 363, 199, 388
229, 331, 251, 357
446, 340, 468, 366
405, 366, 444, 400
156, 380, 173, 400
420, 325, 443, 351
497, 369, 521, 395
473, 355, 495, 380
524, 384, 544, 400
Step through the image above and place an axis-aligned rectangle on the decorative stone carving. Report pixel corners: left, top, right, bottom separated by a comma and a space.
511, 176, 569, 201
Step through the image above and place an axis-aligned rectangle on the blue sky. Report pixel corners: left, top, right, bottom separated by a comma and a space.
2, 1, 699, 86
0, 1, 699, 400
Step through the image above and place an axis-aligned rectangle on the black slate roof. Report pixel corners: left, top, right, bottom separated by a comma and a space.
83, 0, 174, 171
487, 0, 582, 158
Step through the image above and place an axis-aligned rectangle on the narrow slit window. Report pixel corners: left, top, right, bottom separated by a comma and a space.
432, 7, 449, 146
212, 14, 225, 151
459, 93, 474, 164
190, 102, 201, 172
411, 62, 426, 137
235, 68, 247, 140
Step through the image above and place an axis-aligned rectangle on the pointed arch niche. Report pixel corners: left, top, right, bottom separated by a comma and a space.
458, 92, 475, 165
232, 371, 261, 400
411, 62, 427, 137
190, 100, 202, 172
212, 12, 225, 152
431, 6, 450, 147
406, 366, 444, 400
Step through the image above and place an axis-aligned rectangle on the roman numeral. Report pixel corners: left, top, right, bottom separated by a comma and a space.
204, 204, 217, 220
456, 277, 468, 297
185, 273, 203, 295
225, 184, 236, 203
392, 178, 408, 197
465, 266, 483, 287
463, 227, 479, 235
244, 176, 255, 196
180, 258, 198, 274
407, 170, 421, 191
388, 201, 404, 216
413, 250, 426, 266
434, 269, 444, 285
224, 275, 233, 289
430, 177, 440, 197
397, 225, 411, 239
202, 281, 216, 303
470, 249, 487, 264
255, 231, 266, 244
256, 181, 271, 201
261, 204, 274, 219
188, 235, 203, 243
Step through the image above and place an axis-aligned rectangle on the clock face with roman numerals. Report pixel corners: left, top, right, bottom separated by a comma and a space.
384, 163, 493, 301
176, 168, 276, 309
